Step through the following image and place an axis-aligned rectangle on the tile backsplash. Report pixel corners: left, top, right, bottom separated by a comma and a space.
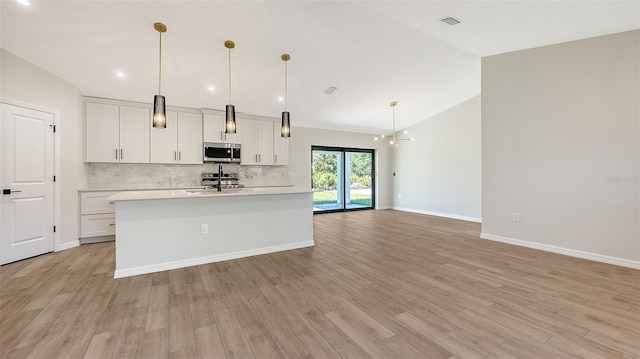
85, 163, 291, 189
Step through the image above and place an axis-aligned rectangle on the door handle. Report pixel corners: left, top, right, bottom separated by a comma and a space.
2, 189, 22, 195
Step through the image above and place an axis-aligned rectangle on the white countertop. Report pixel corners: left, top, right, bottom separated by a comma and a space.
108, 187, 312, 201
79, 184, 294, 193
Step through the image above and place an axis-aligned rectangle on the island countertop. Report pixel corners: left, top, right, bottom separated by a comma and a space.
108, 186, 312, 202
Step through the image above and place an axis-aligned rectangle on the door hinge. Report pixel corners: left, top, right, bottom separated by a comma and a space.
53, 226, 56, 233
50, 124, 56, 132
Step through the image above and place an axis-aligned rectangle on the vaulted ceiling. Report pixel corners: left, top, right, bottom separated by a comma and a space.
1, 1, 638, 133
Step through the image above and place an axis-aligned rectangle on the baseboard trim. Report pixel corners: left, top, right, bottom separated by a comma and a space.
114, 240, 315, 279
480, 233, 640, 270
57, 240, 79, 251
393, 207, 482, 223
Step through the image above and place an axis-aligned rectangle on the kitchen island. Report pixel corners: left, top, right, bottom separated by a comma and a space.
109, 187, 313, 278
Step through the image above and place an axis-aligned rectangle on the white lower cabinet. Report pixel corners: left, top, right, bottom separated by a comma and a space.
79, 191, 117, 241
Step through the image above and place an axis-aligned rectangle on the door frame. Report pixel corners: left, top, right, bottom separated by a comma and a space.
1, 98, 61, 252
311, 145, 376, 213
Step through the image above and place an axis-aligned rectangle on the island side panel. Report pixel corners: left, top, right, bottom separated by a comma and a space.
114, 192, 313, 278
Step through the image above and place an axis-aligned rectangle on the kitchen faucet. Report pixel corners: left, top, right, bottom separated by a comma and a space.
217, 164, 223, 191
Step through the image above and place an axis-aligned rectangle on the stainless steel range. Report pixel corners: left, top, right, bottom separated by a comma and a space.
201, 172, 243, 189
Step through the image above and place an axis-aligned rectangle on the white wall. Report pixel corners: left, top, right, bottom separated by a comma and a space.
1, 49, 84, 249
289, 126, 393, 209
481, 30, 639, 266
392, 96, 481, 221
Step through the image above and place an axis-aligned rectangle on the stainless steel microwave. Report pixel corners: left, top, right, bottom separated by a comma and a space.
203, 142, 241, 163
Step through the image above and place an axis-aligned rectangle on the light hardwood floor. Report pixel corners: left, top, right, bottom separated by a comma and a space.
1, 210, 639, 358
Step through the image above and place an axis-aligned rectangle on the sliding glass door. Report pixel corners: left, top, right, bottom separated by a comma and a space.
312, 146, 375, 213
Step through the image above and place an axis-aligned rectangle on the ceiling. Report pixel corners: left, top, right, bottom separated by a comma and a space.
1, 1, 638, 134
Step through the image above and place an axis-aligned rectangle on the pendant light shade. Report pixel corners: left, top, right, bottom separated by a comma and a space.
281, 111, 291, 137
152, 22, 167, 129
281, 54, 291, 137
225, 104, 236, 133
153, 95, 166, 128
224, 40, 237, 134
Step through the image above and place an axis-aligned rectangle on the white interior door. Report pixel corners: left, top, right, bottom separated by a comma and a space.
1, 103, 55, 265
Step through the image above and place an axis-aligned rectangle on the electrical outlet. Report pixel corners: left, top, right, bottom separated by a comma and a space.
201, 224, 209, 234
511, 213, 520, 222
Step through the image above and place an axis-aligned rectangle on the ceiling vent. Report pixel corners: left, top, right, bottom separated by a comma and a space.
440, 16, 461, 25
324, 86, 338, 95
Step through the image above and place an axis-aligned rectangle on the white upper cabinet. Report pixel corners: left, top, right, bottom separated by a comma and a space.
240, 118, 274, 165
150, 111, 203, 164
118, 106, 151, 163
176, 112, 203, 164
203, 112, 241, 144
85, 101, 150, 163
273, 124, 289, 166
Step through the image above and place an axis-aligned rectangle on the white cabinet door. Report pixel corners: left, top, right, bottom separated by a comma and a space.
80, 192, 116, 215
150, 111, 178, 164
85, 102, 119, 163
257, 121, 274, 165
273, 124, 289, 166
240, 119, 274, 165
240, 118, 259, 165
177, 112, 203, 164
203, 113, 241, 144
119, 106, 150, 163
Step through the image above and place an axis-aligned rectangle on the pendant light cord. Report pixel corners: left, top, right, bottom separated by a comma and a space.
228, 47, 232, 104
284, 60, 288, 111
392, 105, 396, 143
158, 31, 162, 94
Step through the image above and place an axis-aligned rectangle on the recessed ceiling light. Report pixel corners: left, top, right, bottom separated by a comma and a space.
208, 86, 215, 92
278, 97, 284, 102
16, 0, 30, 6
115, 71, 125, 78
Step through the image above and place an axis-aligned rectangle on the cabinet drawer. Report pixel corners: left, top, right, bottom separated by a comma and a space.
80, 192, 118, 215
80, 214, 116, 237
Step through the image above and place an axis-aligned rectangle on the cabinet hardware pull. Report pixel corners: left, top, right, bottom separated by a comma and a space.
120, 149, 123, 159
108, 201, 114, 204
275, 154, 278, 163
255, 154, 258, 162
258, 154, 261, 162
109, 223, 116, 226
174, 151, 177, 160
115, 149, 118, 159
220, 131, 224, 141
179, 152, 181, 161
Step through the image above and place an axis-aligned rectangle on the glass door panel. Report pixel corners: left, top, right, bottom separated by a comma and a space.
346, 151, 373, 209
312, 150, 344, 211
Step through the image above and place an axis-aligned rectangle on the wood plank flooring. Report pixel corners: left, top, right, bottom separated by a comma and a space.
1, 210, 639, 358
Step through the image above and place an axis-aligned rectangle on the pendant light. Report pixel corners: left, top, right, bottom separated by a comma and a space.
224, 40, 237, 134
152, 22, 167, 129
374, 101, 413, 147
281, 54, 291, 137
